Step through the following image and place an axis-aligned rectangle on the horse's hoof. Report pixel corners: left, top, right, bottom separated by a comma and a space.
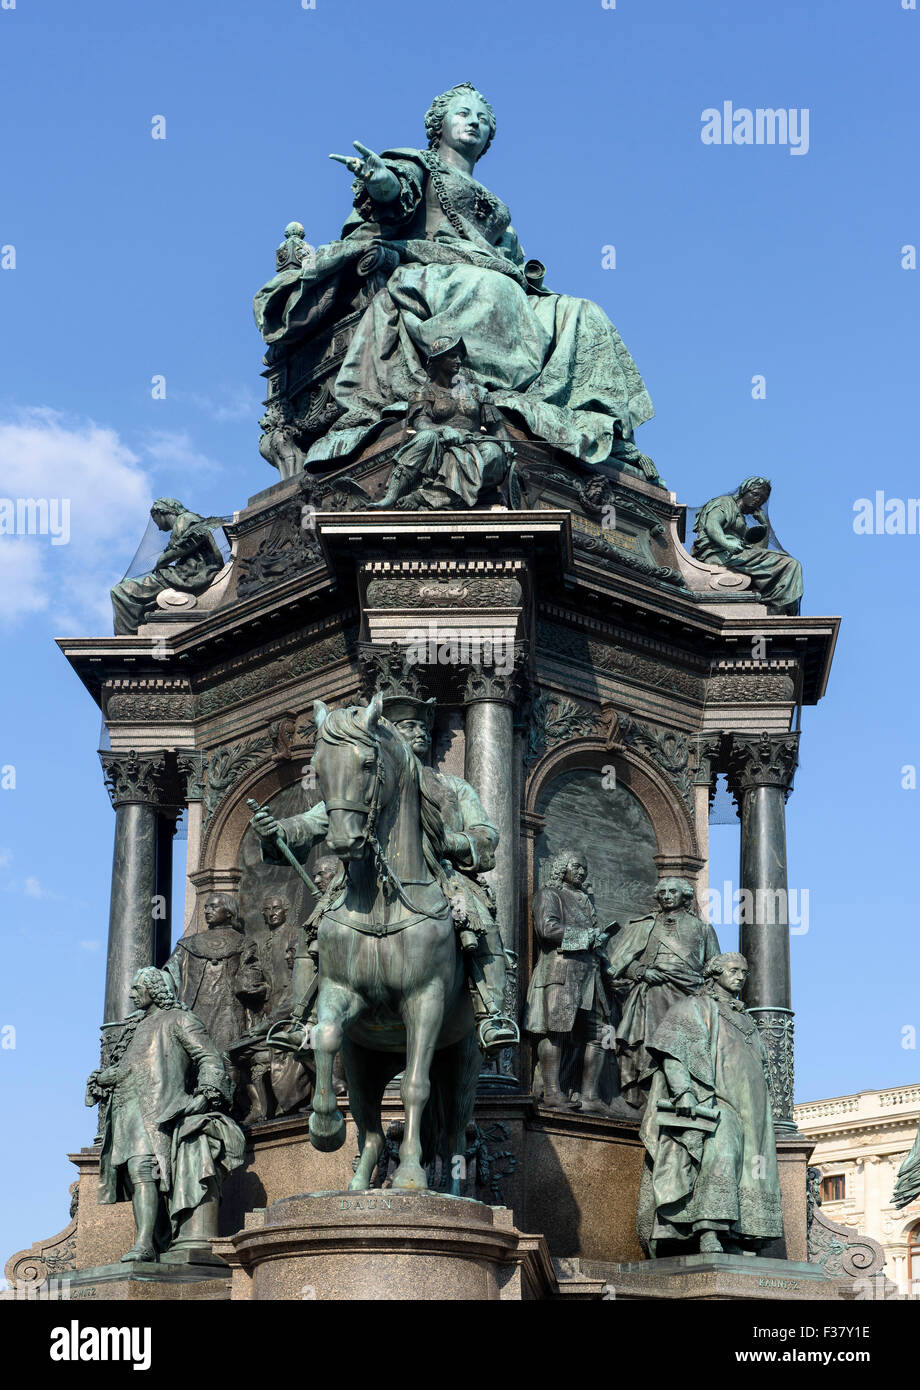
309, 1108, 346, 1153
391, 1162, 427, 1191
348, 1174, 371, 1192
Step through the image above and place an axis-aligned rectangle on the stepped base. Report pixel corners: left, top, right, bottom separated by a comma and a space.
214, 1190, 556, 1301
589, 1253, 855, 1301
44, 1261, 231, 1301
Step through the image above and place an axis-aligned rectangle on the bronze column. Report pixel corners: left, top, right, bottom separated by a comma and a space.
463, 661, 521, 1091
725, 732, 800, 1135
99, 751, 182, 1022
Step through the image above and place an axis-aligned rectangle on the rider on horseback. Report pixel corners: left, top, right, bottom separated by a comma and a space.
382, 693, 519, 1056
250, 693, 519, 1057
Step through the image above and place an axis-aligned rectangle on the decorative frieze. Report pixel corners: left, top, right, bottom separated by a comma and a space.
708, 672, 796, 703
195, 625, 357, 718
537, 618, 706, 702
103, 679, 194, 723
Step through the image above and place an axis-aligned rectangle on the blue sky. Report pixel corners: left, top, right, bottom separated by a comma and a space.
1, 0, 918, 1259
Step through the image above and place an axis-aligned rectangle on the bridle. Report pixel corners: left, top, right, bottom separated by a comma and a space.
322, 728, 438, 918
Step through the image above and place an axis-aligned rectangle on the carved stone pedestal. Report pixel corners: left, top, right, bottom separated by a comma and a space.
599, 1253, 852, 1301
47, 1261, 231, 1302
214, 1191, 555, 1301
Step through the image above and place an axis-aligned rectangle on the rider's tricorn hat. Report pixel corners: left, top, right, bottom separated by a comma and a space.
382, 694, 436, 728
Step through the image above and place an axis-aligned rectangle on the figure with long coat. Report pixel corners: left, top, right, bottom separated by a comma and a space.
608, 876, 720, 1109
523, 849, 616, 1113
164, 892, 249, 1056
892, 1124, 920, 1210
637, 953, 784, 1256
86, 967, 245, 1263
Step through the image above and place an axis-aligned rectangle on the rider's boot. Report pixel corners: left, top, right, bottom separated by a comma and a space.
576, 1042, 608, 1115
465, 939, 519, 1055
537, 1037, 566, 1108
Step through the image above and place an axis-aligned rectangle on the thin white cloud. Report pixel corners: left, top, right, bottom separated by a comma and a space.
181, 386, 260, 424
0, 408, 151, 631
139, 429, 219, 475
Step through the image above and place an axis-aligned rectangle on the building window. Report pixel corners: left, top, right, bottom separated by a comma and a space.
909, 1226, 920, 1286
821, 1174, 846, 1203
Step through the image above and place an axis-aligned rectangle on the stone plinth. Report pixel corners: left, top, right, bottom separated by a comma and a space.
214, 1191, 555, 1301
48, 1262, 231, 1302
600, 1253, 850, 1301
519, 1105, 647, 1263
42, 1103, 815, 1286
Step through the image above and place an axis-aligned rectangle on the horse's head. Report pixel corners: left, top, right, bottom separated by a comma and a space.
313, 694, 393, 861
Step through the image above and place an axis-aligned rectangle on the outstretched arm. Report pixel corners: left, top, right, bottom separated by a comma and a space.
330, 141, 400, 203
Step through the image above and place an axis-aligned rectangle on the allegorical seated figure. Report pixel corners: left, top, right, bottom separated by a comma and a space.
637, 952, 784, 1257
369, 336, 516, 510
85, 967, 245, 1264
608, 876, 721, 1111
254, 82, 653, 475
249, 693, 518, 1055
523, 850, 618, 1114
164, 892, 249, 1057
110, 498, 224, 636
692, 476, 803, 615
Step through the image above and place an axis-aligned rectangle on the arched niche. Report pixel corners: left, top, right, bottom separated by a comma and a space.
522, 738, 702, 931
197, 761, 326, 935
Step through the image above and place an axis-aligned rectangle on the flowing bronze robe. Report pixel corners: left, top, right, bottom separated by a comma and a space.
608, 908, 720, 1105
637, 991, 783, 1252
692, 493, 802, 614
255, 149, 653, 468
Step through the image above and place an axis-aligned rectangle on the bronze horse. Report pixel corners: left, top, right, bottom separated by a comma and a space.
307, 695, 480, 1192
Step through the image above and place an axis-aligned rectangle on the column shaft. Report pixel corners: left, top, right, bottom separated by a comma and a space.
463, 698, 516, 956
727, 732, 799, 1135
103, 801, 159, 1022
739, 784, 792, 1009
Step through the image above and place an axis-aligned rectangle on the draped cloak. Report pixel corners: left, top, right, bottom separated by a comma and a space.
254, 149, 653, 468
637, 991, 784, 1253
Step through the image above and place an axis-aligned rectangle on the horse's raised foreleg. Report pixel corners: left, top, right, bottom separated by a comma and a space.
393, 984, 445, 1190
309, 982, 362, 1154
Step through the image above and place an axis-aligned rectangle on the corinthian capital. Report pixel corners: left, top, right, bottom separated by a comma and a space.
99, 749, 185, 810
463, 659, 522, 706
724, 731, 800, 798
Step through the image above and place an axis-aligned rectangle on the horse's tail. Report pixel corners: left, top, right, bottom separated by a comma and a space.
420, 1035, 481, 1170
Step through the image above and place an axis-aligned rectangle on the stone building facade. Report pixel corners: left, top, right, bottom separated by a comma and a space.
796, 1083, 920, 1294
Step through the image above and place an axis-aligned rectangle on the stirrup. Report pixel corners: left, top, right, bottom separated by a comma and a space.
265, 1017, 312, 1053
477, 1015, 520, 1054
